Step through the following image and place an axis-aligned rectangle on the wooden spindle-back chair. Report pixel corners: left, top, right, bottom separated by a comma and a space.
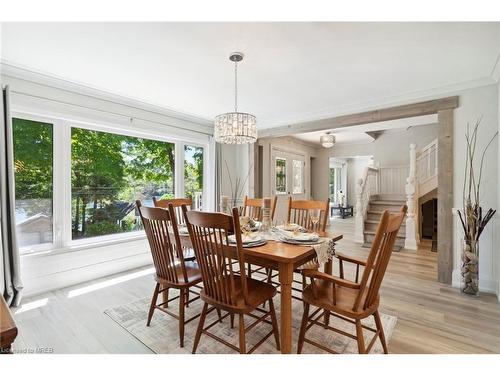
297, 205, 407, 354
153, 197, 193, 226
183, 206, 281, 354
287, 197, 330, 232
266, 197, 331, 289
242, 195, 277, 277
242, 195, 277, 221
153, 197, 196, 262
136, 200, 202, 348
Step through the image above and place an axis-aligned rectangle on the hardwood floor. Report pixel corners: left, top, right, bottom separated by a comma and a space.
11, 217, 500, 353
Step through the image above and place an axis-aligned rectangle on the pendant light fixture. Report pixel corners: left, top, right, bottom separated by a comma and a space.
320, 132, 336, 148
214, 52, 257, 144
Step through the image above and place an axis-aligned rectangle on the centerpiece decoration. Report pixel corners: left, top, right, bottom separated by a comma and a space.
457, 118, 497, 296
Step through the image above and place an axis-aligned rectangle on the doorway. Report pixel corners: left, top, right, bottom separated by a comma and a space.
271, 148, 306, 223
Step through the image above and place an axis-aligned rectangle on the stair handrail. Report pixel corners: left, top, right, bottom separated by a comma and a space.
355, 166, 379, 243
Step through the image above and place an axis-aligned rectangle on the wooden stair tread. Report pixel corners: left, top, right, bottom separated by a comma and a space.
370, 200, 406, 205
364, 229, 405, 238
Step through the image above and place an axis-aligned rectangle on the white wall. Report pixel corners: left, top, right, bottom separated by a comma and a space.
330, 157, 371, 207
451, 84, 499, 296
497, 79, 500, 301
321, 124, 439, 165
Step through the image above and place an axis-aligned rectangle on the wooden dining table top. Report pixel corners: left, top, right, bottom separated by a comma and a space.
176, 228, 342, 259
241, 231, 343, 264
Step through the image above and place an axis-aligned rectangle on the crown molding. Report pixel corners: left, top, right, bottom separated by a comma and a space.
259, 75, 495, 130
1, 60, 213, 128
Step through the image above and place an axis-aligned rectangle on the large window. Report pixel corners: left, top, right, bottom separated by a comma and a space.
12, 113, 208, 253
71, 128, 175, 239
184, 145, 204, 210
13, 118, 54, 249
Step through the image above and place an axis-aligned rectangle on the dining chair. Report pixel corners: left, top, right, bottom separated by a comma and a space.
136, 200, 202, 348
242, 195, 277, 221
287, 197, 330, 232
182, 206, 281, 354
267, 197, 331, 292
241, 195, 277, 278
153, 197, 197, 307
297, 205, 407, 354
153, 196, 193, 226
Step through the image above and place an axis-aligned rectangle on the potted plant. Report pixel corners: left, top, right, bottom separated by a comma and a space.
457, 118, 497, 296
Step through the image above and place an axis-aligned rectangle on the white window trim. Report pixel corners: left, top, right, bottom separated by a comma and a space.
12, 110, 210, 258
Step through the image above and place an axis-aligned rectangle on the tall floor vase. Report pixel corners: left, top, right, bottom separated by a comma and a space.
461, 239, 479, 296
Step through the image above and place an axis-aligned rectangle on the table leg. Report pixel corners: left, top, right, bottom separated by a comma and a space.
323, 260, 332, 327
279, 262, 294, 354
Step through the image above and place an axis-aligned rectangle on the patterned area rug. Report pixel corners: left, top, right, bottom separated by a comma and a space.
104, 288, 397, 354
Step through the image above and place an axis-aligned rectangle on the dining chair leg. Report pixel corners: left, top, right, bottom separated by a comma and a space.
355, 319, 366, 354
147, 283, 160, 327
230, 313, 235, 329
179, 288, 186, 348
297, 302, 310, 354
373, 311, 388, 354
247, 264, 252, 277
192, 302, 208, 354
162, 285, 169, 307
266, 268, 273, 284
268, 298, 281, 350
216, 308, 223, 323
238, 314, 246, 354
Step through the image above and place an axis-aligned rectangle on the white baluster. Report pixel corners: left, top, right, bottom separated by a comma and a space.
355, 177, 365, 243
405, 143, 418, 250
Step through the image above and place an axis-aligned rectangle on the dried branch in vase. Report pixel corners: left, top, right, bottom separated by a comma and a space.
459, 117, 498, 242
224, 160, 253, 209
459, 117, 497, 295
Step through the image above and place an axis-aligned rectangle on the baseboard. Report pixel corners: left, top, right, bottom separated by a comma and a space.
452, 268, 499, 295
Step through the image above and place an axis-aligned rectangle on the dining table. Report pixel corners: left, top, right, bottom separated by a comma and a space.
176, 226, 343, 354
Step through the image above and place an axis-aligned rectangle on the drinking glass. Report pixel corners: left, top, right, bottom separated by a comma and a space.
309, 208, 321, 236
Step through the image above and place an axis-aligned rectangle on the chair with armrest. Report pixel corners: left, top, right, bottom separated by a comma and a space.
297, 205, 407, 354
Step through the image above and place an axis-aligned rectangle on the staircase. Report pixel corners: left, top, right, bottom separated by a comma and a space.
354, 139, 438, 251
363, 195, 406, 251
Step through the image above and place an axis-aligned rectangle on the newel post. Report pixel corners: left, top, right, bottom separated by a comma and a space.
354, 178, 364, 244
405, 143, 418, 250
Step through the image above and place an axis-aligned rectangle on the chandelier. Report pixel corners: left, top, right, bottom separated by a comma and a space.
320, 132, 336, 148
214, 52, 257, 144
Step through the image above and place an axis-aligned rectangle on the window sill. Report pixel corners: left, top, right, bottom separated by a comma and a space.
20, 231, 148, 259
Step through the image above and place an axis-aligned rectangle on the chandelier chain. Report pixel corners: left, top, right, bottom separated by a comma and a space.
234, 59, 238, 112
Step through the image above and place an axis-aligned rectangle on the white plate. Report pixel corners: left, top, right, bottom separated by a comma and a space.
228, 233, 262, 244
242, 240, 267, 248
281, 237, 327, 246
280, 232, 319, 242
276, 223, 301, 231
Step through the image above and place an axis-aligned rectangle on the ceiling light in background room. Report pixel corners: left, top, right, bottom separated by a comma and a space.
214, 52, 257, 144
320, 132, 336, 148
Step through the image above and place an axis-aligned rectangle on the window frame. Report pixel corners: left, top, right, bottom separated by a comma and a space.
12, 110, 209, 256
275, 156, 288, 195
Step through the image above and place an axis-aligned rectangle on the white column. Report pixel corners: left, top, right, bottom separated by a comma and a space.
405, 143, 418, 250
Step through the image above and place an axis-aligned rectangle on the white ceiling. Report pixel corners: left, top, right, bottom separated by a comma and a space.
292, 114, 437, 145
1, 22, 499, 128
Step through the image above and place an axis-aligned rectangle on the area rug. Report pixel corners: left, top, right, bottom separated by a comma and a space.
104, 288, 397, 354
